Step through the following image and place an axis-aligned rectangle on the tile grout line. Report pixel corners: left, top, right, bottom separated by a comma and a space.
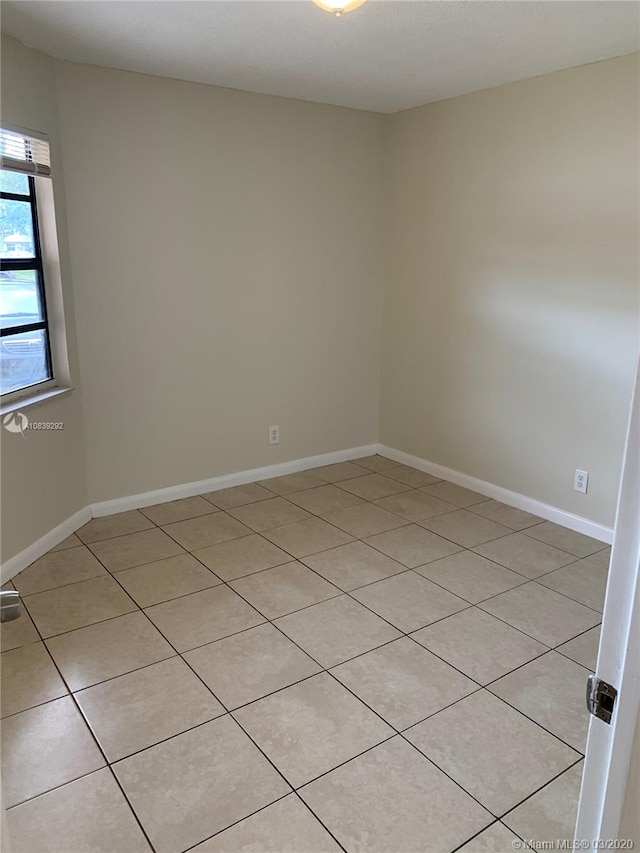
13, 508, 598, 747
3, 597, 600, 727
11, 515, 602, 729
75, 523, 505, 839
287, 478, 608, 559
19, 593, 139, 642
2, 639, 584, 826
61, 549, 301, 848
4, 594, 160, 853
131, 607, 350, 851
498, 754, 585, 825
12, 473, 605, 612
529, 576, 605, 614
126, 525, 590, 819
81, 542, 352, 853
150, 497, 605, 772
3, 459, 603, 849
17, 534, 598, 646
448, 819, 523, 852
220, 538, 600, 732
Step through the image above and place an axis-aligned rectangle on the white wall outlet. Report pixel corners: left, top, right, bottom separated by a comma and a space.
269, 425, 279, 445
574, 469, 589, 494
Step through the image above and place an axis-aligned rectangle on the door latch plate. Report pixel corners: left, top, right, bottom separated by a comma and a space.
586, 675, 617, 724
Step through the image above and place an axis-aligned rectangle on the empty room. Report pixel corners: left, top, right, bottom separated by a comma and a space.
0, 1, 639, 851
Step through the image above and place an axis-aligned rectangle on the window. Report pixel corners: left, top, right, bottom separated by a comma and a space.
0, 126, 65, 400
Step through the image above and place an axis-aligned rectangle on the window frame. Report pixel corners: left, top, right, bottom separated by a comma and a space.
0, 121, 72, 412
0, 173, 55, 397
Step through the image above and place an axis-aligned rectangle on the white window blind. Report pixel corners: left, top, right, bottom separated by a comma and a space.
0, 127, 51, 177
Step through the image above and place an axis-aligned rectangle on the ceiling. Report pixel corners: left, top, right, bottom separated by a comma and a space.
2, 1, 638, 113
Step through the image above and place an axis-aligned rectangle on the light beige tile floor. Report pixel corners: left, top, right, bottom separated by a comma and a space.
351, 570, 468, 632
23, 575, 137, 638
537, 557, 608, 612
473, 532, 577, 578
337, 473, 411, 501
284, 483, 364, 516
419, 509, 511, 548
330, 637, 477, 729
383, 463, 442, 487
365, 522, 463, 567
415, 549, 526, 603
193, 533, 292, 581
522, 521, 605, 558
6, 767, 152, 853
2, 696, 105, 807
489, 651, 592, 752
1, 640, 68, 718
235, 672, 394, 787
467, 499, 543, 530
322, 502, 407, 538
300, 737, 493, 852
203, 481, 274, 509
458, 821, 521, 852
405, 690, 579, 815
89, 528, 185, 572
229, 561, 340, 619
412, 607, 548, 685
301, 540, 407, 591
557, 625, 601, 670
49, 532, 83, 551
1, 455, 608, 852
115, 553, 222, 608
139, 496, 220, 527
421, 480, 490, 507
261, 516, 353, 557
11, 545, 107, 596
113, 715, 290, 853
77, 509, 156, 544
373, 489, 455, 521
183, 623, 321, 709
75, 657, 225, 761
226, 496, 312, 532
192, 794, 342, 852
502, 760, 584, 843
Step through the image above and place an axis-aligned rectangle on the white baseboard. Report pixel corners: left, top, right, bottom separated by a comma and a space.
2, 444, 376, 582
1, 506, 91, 585
377, 444, 613, 545
3, 439, 611, 584
90, 444, 378, 517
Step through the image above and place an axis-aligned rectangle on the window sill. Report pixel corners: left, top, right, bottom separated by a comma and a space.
0, 385, 74, 416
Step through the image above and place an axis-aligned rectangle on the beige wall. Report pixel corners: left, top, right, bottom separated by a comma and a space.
53, 61, 384, 504
0, 35, 86, 562
1, 40, 638, 562
381, 54, 639, 527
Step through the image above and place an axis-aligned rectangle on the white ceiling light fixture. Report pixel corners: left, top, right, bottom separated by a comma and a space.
312, 0, 366, 17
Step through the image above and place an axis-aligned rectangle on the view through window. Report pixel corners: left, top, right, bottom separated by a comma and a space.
0, 166, 53, 395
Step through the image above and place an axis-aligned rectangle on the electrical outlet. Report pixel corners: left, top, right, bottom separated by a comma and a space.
269, 425, 279, 445
574, 469, 589, 494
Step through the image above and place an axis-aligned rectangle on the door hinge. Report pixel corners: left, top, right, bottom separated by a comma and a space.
586, 675, 617, 724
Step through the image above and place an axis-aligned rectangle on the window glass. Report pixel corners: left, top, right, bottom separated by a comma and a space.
0, 166, 53, 395
0, 328, 49, 394
0, 171, 29, 195
0, 270, 43, 329
0, 198, 35, 258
